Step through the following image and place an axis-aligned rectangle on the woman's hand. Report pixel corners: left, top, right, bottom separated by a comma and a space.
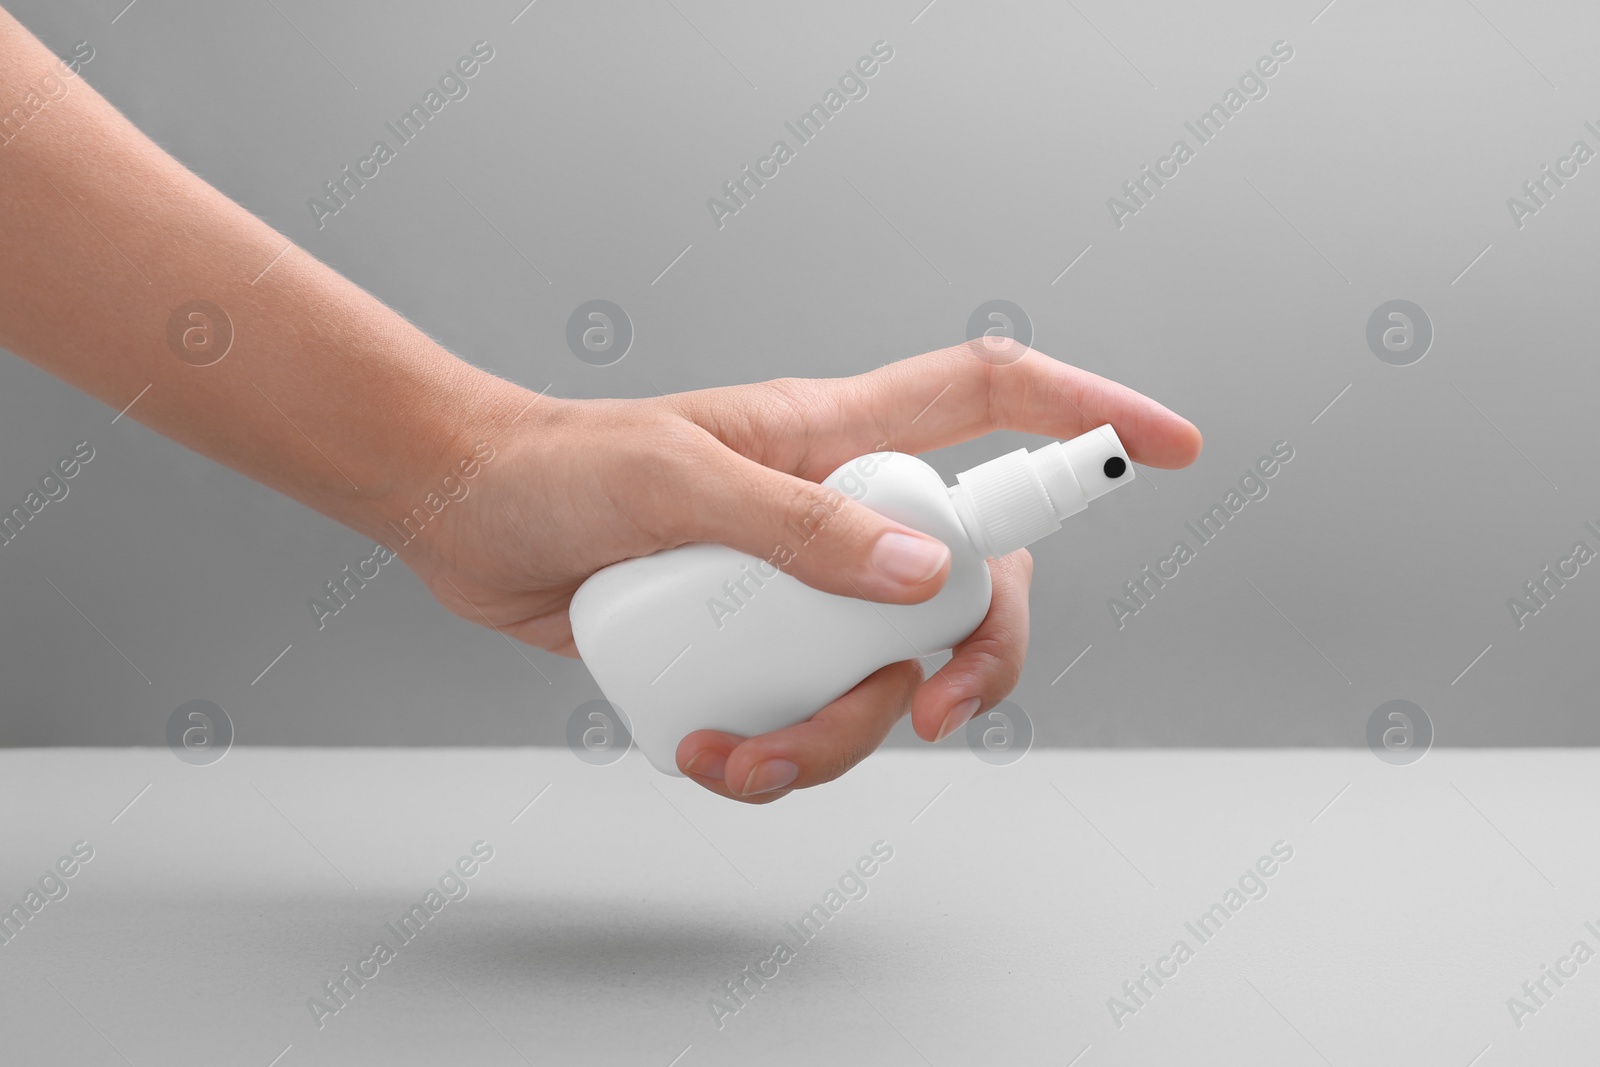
415, 338, 1202, 803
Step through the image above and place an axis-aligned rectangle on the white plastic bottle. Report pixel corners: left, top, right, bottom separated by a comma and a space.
569, 424, 1136, 774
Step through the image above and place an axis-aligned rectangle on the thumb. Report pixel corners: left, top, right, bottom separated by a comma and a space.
674, 444, 951, 604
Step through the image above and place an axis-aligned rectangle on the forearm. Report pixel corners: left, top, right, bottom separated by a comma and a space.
0, 9, 530, 545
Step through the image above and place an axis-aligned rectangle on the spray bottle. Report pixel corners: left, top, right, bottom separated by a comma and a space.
570, 424, 1136, 773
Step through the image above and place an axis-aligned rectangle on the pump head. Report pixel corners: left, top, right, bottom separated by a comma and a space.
949, 424, 1134, 559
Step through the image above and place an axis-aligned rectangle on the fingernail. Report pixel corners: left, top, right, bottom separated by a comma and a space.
683, 750, 726, 780
871, 532, 949, 585
740, 759, 799, 796
936, 697, 982, 742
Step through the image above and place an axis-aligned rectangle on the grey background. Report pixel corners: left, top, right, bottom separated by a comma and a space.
2, 0, 1594, 747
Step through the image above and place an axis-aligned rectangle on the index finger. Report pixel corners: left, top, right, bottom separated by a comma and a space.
677, 339, 1202, 480
832, 339, 1202, 473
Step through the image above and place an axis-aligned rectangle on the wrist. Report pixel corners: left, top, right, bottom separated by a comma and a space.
343, 362, 554, 558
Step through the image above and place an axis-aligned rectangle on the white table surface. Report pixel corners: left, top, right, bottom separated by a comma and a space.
1, 746, 1594, 1066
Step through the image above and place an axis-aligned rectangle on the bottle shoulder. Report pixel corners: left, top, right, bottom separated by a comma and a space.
822, 451, 962, 534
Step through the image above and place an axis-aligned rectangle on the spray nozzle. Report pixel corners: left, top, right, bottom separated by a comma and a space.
949, 424, 1134, 559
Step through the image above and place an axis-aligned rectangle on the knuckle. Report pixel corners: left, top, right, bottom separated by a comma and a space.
1000, 547, 1035, 582
747, 377, 816, 442
771, 482, 849, 560
888, 657, 926, 691
960, 639, 1022, 690
825, 742, 871, 784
